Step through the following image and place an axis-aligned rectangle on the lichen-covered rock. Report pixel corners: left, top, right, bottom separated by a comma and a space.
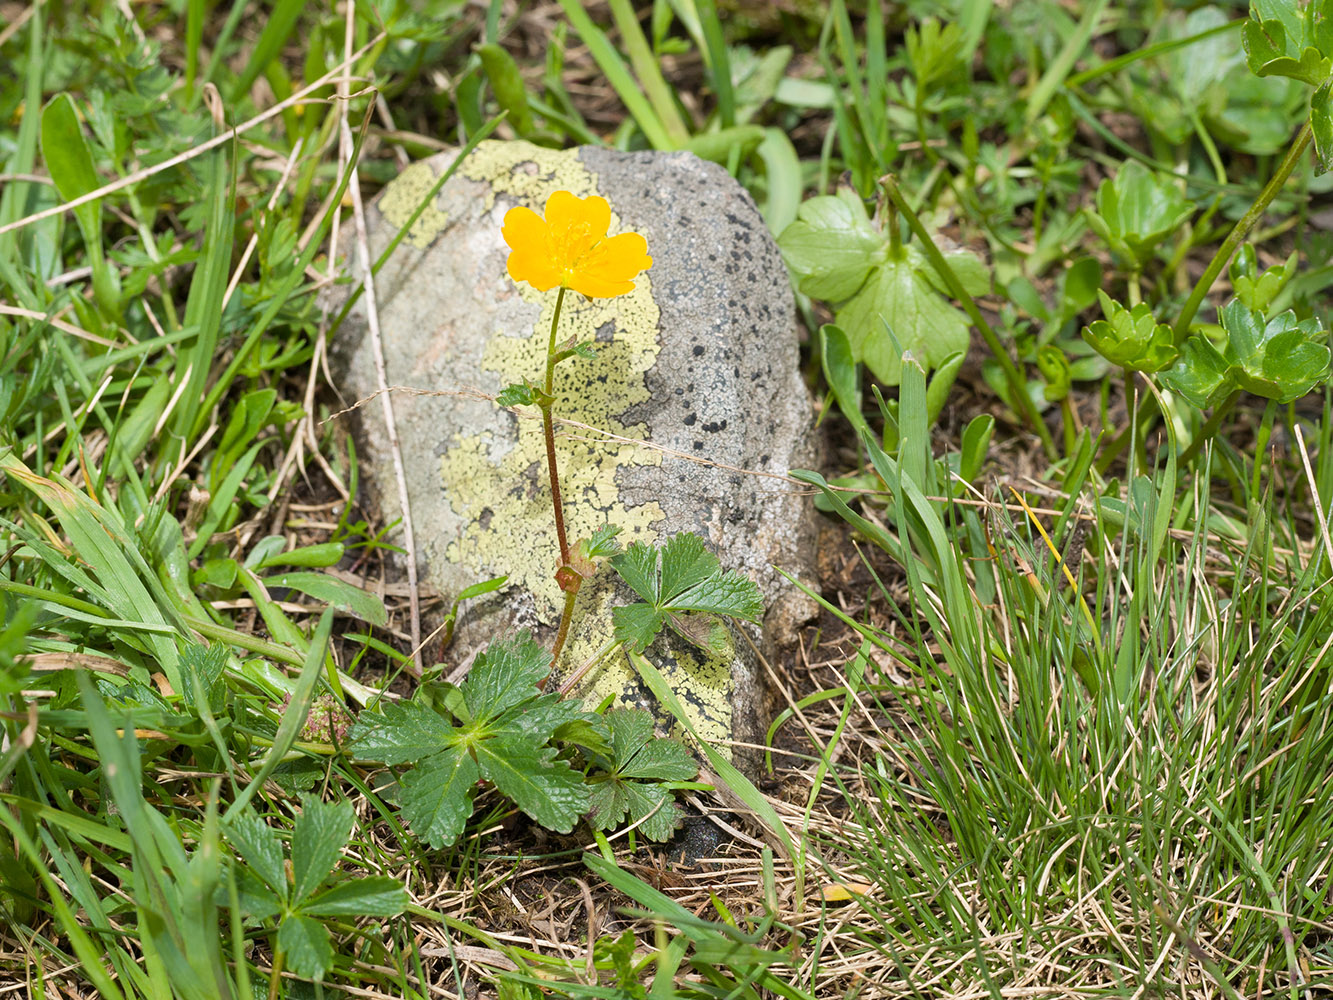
335, 141, 815, 761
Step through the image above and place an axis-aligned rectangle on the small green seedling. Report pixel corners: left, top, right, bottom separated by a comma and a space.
1082, 290, 1178, 373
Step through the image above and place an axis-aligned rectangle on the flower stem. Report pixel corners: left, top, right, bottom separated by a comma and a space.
549, 588, 578, 668
541, 286, 570, 565
1172, 122, 1312, 344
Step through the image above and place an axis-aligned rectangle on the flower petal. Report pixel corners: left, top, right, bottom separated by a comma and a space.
566, 272, 638, 298
507, 250, 562, 291
545, 191, 611, 241
582, 232, 653, 282
501, 206, 546, 254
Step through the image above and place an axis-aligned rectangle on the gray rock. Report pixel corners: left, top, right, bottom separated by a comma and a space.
334, 140, 816, 760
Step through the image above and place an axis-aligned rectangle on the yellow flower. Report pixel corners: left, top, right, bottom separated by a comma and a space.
502, 191, 652, 298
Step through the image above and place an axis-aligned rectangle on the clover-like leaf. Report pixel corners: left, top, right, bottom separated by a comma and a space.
1085, 160, 1194, 267
475, 736, 588, 834
610, 535, 763, 654
1081, 290, 1179, 373
777, 189, 882, 301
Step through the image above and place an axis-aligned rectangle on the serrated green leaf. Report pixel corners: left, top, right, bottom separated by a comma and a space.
776, 190, 882, 301
399, 749, 481, 849
622, 782, 684, 842
835, 245, 972, 386
658, 533, 721, 602
1219, 301, 1331, 400
278, 914, 334, 981
230, 866, 283, 920
223, 810, 287, 902
290, 798, 352, 905
587, 779, 630, 831
462, 632, 550, 720
612, 603, 667, 653
349, 700, 454, 766
610, 541, 659, 604
670, 572, 764, 623
476, 737, 588, 833
611, 536, 764, 654
618, 736, 699, 782
301, 877, 408, 918
497, 382, 536, 407
494, 693, 591, 741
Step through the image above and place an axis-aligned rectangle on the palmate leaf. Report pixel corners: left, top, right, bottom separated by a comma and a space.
350, 631, 598, 848
277, 914, 334, 981
585, 709, 696, 842
610, 535, 763, 654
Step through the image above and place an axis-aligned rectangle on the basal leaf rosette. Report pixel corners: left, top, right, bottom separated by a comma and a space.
1159, 301, 1331, 407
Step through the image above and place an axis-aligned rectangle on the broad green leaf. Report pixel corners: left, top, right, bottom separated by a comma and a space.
349, 701, 454, 766
494, 693, 590, 741
835, 245, 972, 386
475, 737, 587, 833
230, 866, 283, 921
587, 779, 631, 831
39, 93, 101, 204
478, 43, 535, 134
399, 749, 481, 849
462, 632, 550, 721
776, 190, 882, 302
277, 914, 334, 981
585, 710, 694, 841
263, 571, 387, 626
290, 798, 352, 905
1159, 300, 1325, 407
1160, 337, 1235, 408
222, 810, 287, 902
301, 877, 408, 918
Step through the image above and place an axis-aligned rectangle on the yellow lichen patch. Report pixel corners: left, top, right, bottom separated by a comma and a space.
460, 140, 603, 208
377, 161, 451, 249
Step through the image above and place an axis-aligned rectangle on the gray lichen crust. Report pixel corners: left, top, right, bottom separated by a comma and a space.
334, 141, 816, 761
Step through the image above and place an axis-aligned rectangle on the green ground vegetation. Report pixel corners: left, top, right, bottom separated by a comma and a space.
2, 0, 1333, 997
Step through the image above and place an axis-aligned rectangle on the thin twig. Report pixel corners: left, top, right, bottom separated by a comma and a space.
337, 38, 421, 673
